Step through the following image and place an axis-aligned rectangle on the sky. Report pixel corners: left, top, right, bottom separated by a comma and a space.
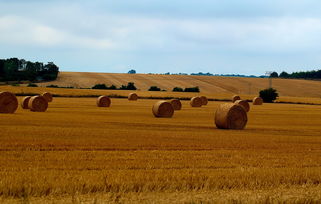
1, 0, 321, 75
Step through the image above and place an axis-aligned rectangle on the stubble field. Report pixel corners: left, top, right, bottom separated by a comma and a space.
0, 95, 321, 203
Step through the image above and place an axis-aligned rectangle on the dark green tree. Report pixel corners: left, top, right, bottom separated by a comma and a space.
279, 71, 289, 78
270, 72, 279, 78
172, 87, 183, 92
259, 88, 279, 103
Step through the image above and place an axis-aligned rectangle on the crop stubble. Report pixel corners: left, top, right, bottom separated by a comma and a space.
0, 97, 320, 203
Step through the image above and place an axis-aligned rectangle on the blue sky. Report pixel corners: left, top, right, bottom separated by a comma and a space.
1, 0, 321, 75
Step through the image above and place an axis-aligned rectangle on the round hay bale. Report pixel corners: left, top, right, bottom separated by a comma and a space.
190, 97, 202, 107
215, 103, 247, 130
128, 93, 138, 101
200, 96, 208, 105
170, 99, 182, 110
21, 96, 32, 109
28, 96, 48, 112
232, 95, 241, 103
0, 92, 18, 114
42, 92, 53, 102
152, 101, 174, 118
97, 95, 111, 107
234, 100, 250, 112
253, 97, 263, 105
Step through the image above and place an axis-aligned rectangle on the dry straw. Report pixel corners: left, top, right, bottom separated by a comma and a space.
200, 96, 208, 105
232, 95, 241, 103
253, 97, 263, 105
128, 93, 138, 101
0, 92, 18, 114
28, 96, 48, 112
97, 96, 111, 107
21, 96, 31, 109
42, 92, 53, 102
215, 103, 248, 129
170, 99, 182, 110
234, 100, 250, 112
152, 101, 174, 118
190, 97, 202, 107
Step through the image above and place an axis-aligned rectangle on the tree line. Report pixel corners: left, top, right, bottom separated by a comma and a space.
270, 70, 321, 79
0, 58, 59, 82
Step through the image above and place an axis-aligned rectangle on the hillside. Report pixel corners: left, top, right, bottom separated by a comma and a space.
38, 72, 321, 98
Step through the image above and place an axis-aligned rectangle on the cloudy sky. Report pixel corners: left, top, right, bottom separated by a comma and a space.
1, 0, 321, 75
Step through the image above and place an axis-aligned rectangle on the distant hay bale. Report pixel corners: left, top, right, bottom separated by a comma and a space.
21, 96, 31, 109
97, 96, 111, 107
152, 101, 174, 118
28, 96, 48, 112
128, 93, 138, 101
0, 92, 18, 114
253, 97, 263, 105
215, 103, 247, 130
170, 99, 182, 110
42, 92, 53, 102
190, 97, 202, 107
234, 100, 250, 112
232, 95, 241, 102
200, 96, 208, 105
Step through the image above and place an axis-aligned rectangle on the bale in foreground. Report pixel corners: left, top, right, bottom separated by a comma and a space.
200, 96, 208, 105
253, 97, 263, 105
97, 96, 111, 107
21, 96, 32, 109
128, 93, 138, 101
42, 92, 53, 102
232, 95, 241, 103
0, 92, 18, 114
170, 99, 182, 110
28, 96, 48, 112
152, 101, 174, 118
215, 103, 247, 129
190, 97, 202, 107
234, 100, 250, 112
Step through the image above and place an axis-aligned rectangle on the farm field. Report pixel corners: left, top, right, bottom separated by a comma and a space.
2, 85, 321, 105
34, 72, 321, 98
0, 96, 321, 203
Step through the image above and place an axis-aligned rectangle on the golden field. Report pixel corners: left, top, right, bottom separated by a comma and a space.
0, 93, 321, 203
34, 72, 321, 98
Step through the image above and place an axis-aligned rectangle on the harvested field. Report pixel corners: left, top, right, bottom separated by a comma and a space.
35, 72, 321, 98
0, 96, 320, 203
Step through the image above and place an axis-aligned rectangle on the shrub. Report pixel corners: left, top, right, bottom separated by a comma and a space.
92, 84, 108, 89
109, 85, 117, 90
148, 86, 161, 91
184, 86, 200, 92
27, 83, 38, 87
259, 88, 279, 103
172, 87, 184, 92
46, 85, 59, 88
120, 82, 137, 90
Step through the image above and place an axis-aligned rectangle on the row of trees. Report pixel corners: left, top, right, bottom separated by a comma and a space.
92, 82, 137, 90
270, 70, 321, 79
0, 58, 59, 82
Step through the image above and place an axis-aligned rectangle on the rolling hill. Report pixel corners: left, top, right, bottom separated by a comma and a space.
37, 72, 321, 98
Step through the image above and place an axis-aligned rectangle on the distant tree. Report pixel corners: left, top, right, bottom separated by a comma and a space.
109, 85, 117, 90
128, 69, 136, 74
279, 71, 289, 78
270, 72, 279, 78
92, 84, 108, 89
148, 86, 161, 91
184, 86, 200, 92
259, 88, 279, 103
172, 87, 184, 92
120, 82, 137, 90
